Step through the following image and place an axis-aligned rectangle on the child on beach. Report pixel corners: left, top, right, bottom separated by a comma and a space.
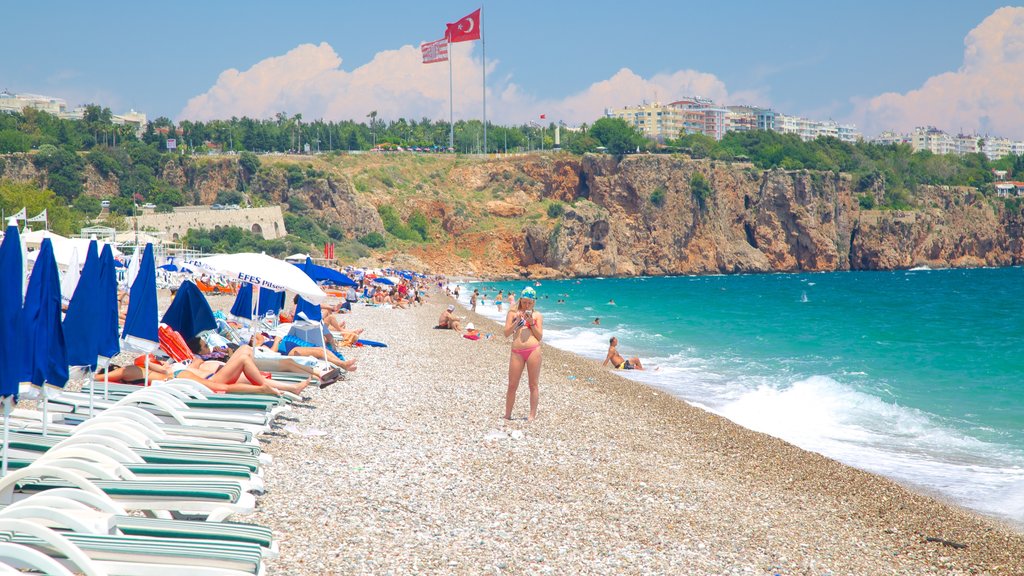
504, 286, 544, 421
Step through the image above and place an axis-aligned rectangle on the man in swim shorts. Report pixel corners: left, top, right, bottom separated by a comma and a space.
602, 336, 644, 370
438, 304, 463, 332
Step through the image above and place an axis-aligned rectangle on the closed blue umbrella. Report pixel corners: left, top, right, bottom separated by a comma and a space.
121, 243, 159, 352
63, 240, 101, 368
0, 219, 24, 401
229, 283, 284, 319
161, 280, 216, 342
94, 244, 122, 405
96, 245, 121, 364
21, 238, 69, 389
21, 238, 69, 435
0, 219, 25, 473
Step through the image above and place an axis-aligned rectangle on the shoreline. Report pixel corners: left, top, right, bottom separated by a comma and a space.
244, 292, 1024, 574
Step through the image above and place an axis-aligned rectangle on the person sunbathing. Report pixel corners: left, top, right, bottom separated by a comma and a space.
247, 332, 344, 388
437, 305, 463, 332
98, 348, 309, 395
250, 331, 358, 373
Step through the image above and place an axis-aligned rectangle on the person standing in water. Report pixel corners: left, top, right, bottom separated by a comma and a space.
504, 286, 543, 421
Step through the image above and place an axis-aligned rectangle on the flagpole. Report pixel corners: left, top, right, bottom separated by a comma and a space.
449, 39, 454, 152
481, 5, 487, 155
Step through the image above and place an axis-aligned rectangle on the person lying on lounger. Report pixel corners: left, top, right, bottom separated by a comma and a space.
99, 344, 311, 395
249, 332, 358, 373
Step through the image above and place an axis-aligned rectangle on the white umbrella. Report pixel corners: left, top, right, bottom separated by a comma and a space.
183, 252, 327, 304
60, 247, 81, 306
125, 245, 141, 289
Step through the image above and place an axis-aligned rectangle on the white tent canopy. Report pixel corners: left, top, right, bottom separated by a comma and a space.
284, 253, 311, 262
182, 252, 327, 304
26, 236, 122, 269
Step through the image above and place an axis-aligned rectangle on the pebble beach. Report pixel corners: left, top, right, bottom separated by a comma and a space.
233, 292, 1024, 575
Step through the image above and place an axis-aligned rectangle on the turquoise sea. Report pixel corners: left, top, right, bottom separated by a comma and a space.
463, 268, 1024, 526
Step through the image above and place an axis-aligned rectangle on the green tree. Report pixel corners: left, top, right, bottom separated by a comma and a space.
650, 185, 667, 207
589, 118, 645, 155
73, 195, 101, 216
216, 189, 244, 205
32, 145, 84, 201
0, 129, 31, 153
690, 173, 712, 210
407, 210, 428, 240
238, 151, 260, 186
0, 180, 81, 235
358, 232, 385, 248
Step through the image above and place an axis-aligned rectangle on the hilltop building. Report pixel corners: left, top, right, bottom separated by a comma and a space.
605, 98, 859, 144
0, 90, 146, 137
872, 126, 1024, 161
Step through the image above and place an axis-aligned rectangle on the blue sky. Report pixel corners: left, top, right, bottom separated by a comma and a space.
2, 1, 1022, 136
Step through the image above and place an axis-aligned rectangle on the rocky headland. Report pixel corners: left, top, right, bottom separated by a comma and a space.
3, 151, 1022, 277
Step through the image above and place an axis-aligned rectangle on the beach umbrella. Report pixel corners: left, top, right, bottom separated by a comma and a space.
20, 238, 70, 435
295, 296, 322, 322
63, 240, 102, 369
161, 280, 217, 342
296, 256, 357, 287
96, 245, 120, 401
229, 283, 285, 319
0, 218, 25, 475
60, 246, 82, 306
121, 243, 159, 353
62, 240, 106, 415
374, 277, 395, 286
183, 252, 326, 304
125, 245, 141, 289
158, 263, 178, 272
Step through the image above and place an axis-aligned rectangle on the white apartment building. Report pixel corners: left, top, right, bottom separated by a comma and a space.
911, 127, 955, 155
0, 91, 69, 116
604, 102, 683, 143
872, 131, 910, 146
955, 134, 980, 155
982, 137, 1012, 161
0, 90, 147, 138
774, 114, 860, 143
606, 98, 860, 144
879, 127, 1024, 160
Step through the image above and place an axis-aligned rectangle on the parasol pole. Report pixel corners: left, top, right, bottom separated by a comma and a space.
2, 397, 10, 476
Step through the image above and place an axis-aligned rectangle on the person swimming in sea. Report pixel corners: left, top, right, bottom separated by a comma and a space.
602, 336, 643, 370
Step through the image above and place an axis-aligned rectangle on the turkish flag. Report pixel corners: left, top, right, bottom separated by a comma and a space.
540, 114, 546, 119
446, 8, 481, 43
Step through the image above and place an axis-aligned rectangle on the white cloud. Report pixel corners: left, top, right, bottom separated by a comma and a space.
179, 41, 763, 126
853, 7, 1024, 137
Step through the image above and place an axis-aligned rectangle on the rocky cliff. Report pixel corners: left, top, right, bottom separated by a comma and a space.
3, 151, 1022, 277
515, 154, 1024, 277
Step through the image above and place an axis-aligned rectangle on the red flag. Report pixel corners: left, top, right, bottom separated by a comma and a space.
540, 114, 546, 120
421, 38, 449, 64
446, 8, 481, 43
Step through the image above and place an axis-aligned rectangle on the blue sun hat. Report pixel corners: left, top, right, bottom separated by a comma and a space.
520, 286, 537, 300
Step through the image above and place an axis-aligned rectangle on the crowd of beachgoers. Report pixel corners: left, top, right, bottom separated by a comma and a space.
4, 221, 1024, 574
0, 219, 451, 574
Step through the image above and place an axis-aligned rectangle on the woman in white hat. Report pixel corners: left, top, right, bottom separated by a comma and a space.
503, 286, 543, 420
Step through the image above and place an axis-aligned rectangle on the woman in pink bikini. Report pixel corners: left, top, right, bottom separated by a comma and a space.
503, 286, 543, 420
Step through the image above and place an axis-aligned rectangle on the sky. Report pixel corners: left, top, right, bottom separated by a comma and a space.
2, 1, 1023, 137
